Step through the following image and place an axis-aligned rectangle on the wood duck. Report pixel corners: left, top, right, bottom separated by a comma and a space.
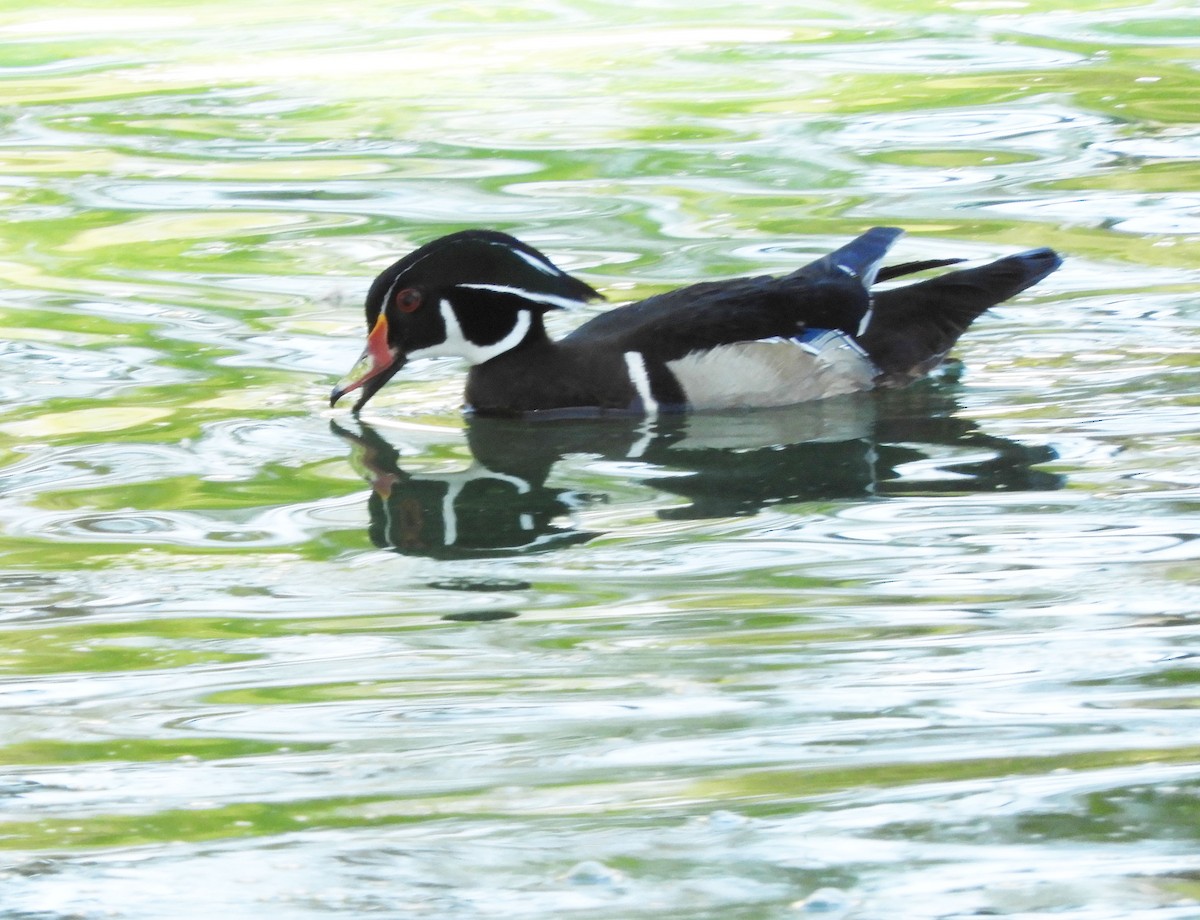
330, 228, 1061, 417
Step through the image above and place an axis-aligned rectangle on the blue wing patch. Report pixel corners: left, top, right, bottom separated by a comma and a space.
761, 328, 870, 358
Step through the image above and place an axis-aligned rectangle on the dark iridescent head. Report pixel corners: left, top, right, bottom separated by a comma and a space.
331, 230, 600, 412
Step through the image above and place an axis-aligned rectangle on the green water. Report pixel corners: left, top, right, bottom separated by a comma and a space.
1, 2, 1199, 917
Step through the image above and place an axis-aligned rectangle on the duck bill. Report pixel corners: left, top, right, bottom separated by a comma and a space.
330, 314, 406, 413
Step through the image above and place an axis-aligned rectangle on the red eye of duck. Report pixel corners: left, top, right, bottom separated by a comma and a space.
395, 288, 422, 313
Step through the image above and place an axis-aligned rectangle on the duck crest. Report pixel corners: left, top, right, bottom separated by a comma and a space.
332, 228, 1061, 416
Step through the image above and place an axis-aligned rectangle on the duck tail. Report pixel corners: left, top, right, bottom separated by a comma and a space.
875, 257, 966, 282
857, 247, 1062, 381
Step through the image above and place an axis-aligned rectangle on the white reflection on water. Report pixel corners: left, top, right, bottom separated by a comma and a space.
987, 193, 1200, 235
799, 39, 1086, 72
1, 1, 1200, 918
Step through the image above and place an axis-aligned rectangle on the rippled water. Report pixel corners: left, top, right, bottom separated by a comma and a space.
1, 2, 1199, 918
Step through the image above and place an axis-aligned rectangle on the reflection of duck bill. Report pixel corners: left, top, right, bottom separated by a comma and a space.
331, 396, 1063, 559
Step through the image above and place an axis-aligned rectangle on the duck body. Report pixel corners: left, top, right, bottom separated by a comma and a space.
331, 228, 1061, 417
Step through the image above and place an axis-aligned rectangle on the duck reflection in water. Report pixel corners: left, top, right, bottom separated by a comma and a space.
331, 388, 1062, 559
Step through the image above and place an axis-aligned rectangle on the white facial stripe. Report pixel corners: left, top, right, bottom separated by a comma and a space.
493, 242, 562, 277
379, 273, 404, 317
456, 282, 584, 311
623, 351, 658, 416
407, 300, 532, 366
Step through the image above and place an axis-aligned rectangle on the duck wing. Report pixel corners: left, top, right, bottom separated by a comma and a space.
566, 227, 904, 362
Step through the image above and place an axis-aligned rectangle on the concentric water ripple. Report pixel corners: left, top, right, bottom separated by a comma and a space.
1, 2, 1198, 919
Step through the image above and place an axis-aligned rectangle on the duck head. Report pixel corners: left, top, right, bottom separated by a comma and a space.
330, 230, 601, 413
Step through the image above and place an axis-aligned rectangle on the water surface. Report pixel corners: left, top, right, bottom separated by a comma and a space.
1, 2, 1199, 918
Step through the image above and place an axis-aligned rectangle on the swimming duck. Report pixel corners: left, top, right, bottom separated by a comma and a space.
330, 228, 1061, 416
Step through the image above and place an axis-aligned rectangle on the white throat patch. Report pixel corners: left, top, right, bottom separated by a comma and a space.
408, 300, 533, 366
